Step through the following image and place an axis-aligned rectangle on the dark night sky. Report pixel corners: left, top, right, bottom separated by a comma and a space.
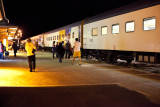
3, 0, 140, 39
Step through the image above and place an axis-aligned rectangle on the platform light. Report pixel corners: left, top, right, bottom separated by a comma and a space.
18, 30, 22, 33
8, 37, 13, 40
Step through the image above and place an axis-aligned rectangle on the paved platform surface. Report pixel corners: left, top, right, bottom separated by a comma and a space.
0, 51, 160, 107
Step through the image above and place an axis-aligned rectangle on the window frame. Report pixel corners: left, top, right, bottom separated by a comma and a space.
125, 21, 135, 33
101, 26, 108, 35
92, 27, 98, 36
112, 24, 120, 34
143, 16, 156, 31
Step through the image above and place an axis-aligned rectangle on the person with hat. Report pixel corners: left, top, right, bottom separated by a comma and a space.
25, 38, 36, 72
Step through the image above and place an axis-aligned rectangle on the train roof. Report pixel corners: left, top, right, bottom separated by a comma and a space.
84, 0, 160, 24
44, 21, 82, 35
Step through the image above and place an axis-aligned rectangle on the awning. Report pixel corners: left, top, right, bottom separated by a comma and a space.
0, 22, 18, 38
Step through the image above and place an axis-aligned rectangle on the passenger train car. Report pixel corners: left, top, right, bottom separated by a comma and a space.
22, 0, 160, 63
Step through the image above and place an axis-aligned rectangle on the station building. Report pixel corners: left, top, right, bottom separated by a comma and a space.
0, 0, 18, 51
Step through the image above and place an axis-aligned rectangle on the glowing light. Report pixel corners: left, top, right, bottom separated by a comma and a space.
8, 37, 13, 40
9, 28, 17, 30
0, 68, 25, 86
3, 39, 6, 46
10, 32, 16, 33
18, 30, 22, 33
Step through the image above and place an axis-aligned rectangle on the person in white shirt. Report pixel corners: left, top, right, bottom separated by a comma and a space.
72, 38, 81, 65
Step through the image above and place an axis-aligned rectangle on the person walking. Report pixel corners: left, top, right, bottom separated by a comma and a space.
25, 38, 36, 72
72, 38, 81, 65
0, 41, 4, 59
52, 41, 56, 58
57, 42, 65, 63
56, 42, 59, 58
65, 41, 71, 59
12, 42, 18, 57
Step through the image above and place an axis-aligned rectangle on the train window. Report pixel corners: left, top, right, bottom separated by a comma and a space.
112, 24, 119, 34
92, 28, 98, 36
59, 35, 61, 39
126, 21, 135, 32
101, 26, 107, 35
55, 36, 56, 40
53, 36, 54, 40
57, 35, 58, 40
51, 37, 52, 41
62, 34, 64, 39
143, 17, 156, 31
72, 32, 74, 38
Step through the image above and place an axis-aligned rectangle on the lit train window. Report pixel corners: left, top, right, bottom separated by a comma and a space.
59, 35, 61, 39
51, 37, 52, 41
143, 17, 156, 31
92, 28, 98, 36
57, 35, 58, 40
62, 34, 64, 39
101, 26, 107, 35
72, 32, 74, 38
53, 36, 54, 40
112, 24, 119, 34
126, 21, 135, 32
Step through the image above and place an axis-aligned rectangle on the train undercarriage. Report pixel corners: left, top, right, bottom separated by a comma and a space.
82, 49, 160, 64
41, 47, 160, 64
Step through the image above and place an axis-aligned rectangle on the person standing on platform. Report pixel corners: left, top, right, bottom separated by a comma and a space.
72, 38, 81, 65
12, 42, 18, 57
56, 42, 59, 58
52, 41, 56, 58
0, 41, 4, 59
65, 41, 71, 59
25, 38, 36, 72
57, 42, 65, 63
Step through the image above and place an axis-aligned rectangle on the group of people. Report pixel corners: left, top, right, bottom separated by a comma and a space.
0, 41, 18, 59
52, 38, 81, 65
52, 41, 71, 62
1, 38, 81, 72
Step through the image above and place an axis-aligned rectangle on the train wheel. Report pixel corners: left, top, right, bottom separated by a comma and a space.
126, 59, 132, 64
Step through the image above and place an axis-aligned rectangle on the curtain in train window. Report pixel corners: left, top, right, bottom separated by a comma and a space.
126, 21, 135, 32
92, 28, 98, 36
143, 17, 156, 31
112, 24, 119, 34
101, 26, 107, 35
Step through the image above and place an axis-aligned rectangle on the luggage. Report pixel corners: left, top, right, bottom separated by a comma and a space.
5, 51, 9, 59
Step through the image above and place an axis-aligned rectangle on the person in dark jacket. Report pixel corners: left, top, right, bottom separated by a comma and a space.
52, 41, 56, 58
57, 42, 65, 63
55, 42, 59, 58
65, 41, 71, 59
12, 42, 18, 57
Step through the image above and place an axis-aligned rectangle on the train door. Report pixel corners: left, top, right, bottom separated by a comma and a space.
78, 25, 81, 42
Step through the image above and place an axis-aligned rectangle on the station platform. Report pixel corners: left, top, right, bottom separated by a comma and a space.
0, 51, 160, 107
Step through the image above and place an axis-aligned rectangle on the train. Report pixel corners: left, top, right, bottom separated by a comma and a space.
22, 1, 160, 64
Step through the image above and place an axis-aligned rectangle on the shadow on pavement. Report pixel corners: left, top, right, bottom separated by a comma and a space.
0, 84, 159, 107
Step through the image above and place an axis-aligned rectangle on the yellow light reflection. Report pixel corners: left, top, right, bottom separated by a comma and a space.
0, 69, 24, 86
